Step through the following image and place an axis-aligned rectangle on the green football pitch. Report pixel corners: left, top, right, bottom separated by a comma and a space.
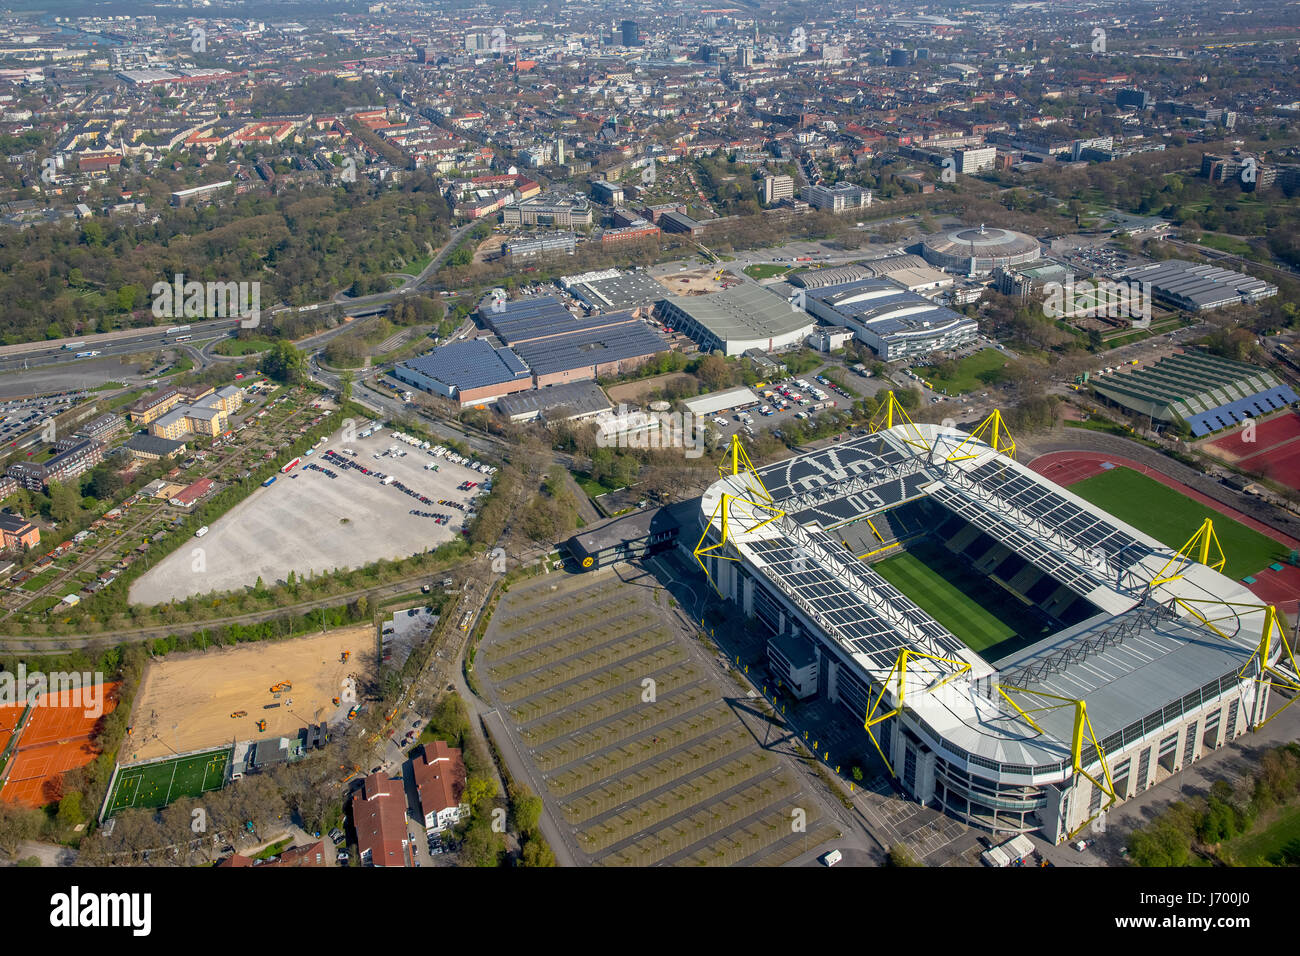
1067, 467, 1286, 580
872, 541, 1055, 660
106, 749, 230, 817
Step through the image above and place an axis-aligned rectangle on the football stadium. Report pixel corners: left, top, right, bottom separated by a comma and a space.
689, 400, 1297, 842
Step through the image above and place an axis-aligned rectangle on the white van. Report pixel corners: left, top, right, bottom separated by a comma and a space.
821, 849, 842, 866
195, 526, 209, 538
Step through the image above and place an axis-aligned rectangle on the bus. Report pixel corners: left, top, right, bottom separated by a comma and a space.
166, 325, 191, 335
61, 342, 85, 351
280, 457, 301, 474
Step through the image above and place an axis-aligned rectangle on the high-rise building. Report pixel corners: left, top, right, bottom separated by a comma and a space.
738, 45, 753, 68
763, 174, 794, 205
1116, 88, 1152, 110
888, 48, 914, 67
621, 19, 639, 47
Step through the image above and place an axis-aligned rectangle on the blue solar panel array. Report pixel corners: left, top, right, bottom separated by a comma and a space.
482, 295, 669, 376
397, 339, 530, 391
1185, 385, 1299, 437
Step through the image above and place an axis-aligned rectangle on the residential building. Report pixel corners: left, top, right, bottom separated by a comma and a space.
412, 740, 468, 832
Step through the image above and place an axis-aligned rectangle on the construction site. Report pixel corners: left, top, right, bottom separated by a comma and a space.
124, 627, 371, 763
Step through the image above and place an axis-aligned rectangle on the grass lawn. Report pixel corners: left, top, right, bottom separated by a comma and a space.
1196, 233, 1256, 258
214, 338, 275, 356
1068, 467, 1286, 579
872, 541, 1053, 659
743, 263, 792, 280
914, 349, 1008, 394
1223, 801, 1300, 865
398, 253, 435, 277
574, 471, 622, 499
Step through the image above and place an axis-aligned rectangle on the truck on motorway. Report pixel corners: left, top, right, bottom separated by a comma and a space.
61, 342, 85, 351
75, 350, 101, 358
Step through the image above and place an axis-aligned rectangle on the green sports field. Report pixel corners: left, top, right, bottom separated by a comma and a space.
1067, 467, 1286, 580
105, 748, 231, 817
872, 541, 1054, 660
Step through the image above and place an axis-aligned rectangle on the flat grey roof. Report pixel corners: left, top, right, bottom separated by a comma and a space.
660, 283, 811, 342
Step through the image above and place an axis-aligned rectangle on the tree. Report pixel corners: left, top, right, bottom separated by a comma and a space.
260, 340, 307, 384
520, 837, 556, 867
47, 480, 80, 524
56, 791, 83, 830
510, 786, 543, 838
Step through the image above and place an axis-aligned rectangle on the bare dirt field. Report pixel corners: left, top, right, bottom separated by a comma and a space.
125, 626, 374, 762
606, 373, 699, 405
650, 264, 740, 295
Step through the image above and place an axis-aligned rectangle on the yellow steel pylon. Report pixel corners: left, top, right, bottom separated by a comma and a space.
945, 408, 1016, 462
1239, 604, 1300, 730
997, 685, 1115, 838
692, 492, 785, 595
863, 648, 971, 777
1149, 518, 1227, 588
868, 390, 929, 452
718, 434, 773, 504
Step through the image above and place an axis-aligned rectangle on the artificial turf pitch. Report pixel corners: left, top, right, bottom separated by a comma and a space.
106, 748, 230, 816
1067, 467, 1286, 580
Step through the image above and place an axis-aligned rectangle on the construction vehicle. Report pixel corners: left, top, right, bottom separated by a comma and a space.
264, 702, 281, 710
341, 650, 350, 662
256, 719, 267, 732
231, 711, 247, 719
270, 680, 292, 693
332, 696, 340, 705
347, 705, 360, 720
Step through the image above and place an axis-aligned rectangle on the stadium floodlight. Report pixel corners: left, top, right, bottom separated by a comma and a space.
1238, 604, 1300, 730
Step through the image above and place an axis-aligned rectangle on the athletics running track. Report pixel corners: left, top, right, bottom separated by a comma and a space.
1029, 451, 1300, 616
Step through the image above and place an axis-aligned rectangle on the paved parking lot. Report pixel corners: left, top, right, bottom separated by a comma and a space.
130, 426, 490, 604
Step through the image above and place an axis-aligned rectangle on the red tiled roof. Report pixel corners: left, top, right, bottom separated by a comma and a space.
413, 740, 466, 820
352, 773, 407, 867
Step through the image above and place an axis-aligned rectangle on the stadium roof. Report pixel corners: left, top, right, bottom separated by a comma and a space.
398, 339, 530, 392
658, 283, 811, 343
699, 422, 1270, 771
1091, 350, 1297, 434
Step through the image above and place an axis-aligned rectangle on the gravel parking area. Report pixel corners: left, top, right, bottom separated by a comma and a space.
130, 426, 491, 605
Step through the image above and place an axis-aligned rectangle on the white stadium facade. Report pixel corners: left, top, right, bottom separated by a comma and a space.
691, 414, 1289, 842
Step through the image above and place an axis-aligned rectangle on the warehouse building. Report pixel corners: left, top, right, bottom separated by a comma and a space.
393, 339, 533, 407
655, 284, 814, 356
1116, 260, 1277, 312
481, 295, 669, 386
560, 268, 667, 313
797, 277, 978, 361
1091, 350, 1296, 436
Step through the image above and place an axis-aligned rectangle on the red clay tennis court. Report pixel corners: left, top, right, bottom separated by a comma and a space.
0, 682, 119, 807
18, 683, 119, 747
1, 740, 104, 806
1206, 413, 1300, 491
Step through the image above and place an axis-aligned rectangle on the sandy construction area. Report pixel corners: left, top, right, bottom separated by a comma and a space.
126, 626, 374, 762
